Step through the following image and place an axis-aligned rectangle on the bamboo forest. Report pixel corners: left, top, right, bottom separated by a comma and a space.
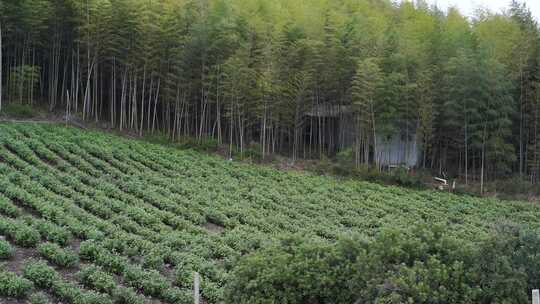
1, 0, 540, 186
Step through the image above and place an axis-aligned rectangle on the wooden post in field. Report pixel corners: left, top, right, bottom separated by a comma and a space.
533, 289, 539, 304
194, 272, 200, 304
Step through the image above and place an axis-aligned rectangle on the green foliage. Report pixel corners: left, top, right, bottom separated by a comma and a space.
162, 287, 192, 304
12, 228, 40, 248
7, 65, 41, 104
123, 265, 169, 297
0, 268, 33, 298
23, 260, 59, 289
53, 280, 112, 304
50, 280, 81, 303
77, 265, 116, 294
37, 242, 79, 268
0, 240, 13, 259
112, 287, 145, 304
351, 58, 383, 161
176, 137, 220, 154
29, 292, 51, 304
32, 219, 72, 246
315, 150, 427, 188
234, 143, 263, 162
386, 167, 427, 188
142, 251, 164, 270
0, 216, 41, 248
1, 104, 36, 119
225, 225, 540, 304
78, 265, 147, 304
79, 240, 101, 261
80, 241, 128, 274
0, 197, 22, 218
81, 290, 112, 304
23, 260, 113, 304
492, 176, 540, 199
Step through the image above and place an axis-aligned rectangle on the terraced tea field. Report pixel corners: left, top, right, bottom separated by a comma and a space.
0, 122, 539, 304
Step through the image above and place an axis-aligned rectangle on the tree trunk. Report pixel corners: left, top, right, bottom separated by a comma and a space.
371, 99, 378, 170
262, 97, 267, 160
146, 76, 154, 132
465, 121, 468, 185
140, 64, 146, 136
152, 78, 160, 133
229, 97, 235, 159
82, 60, 95, 121
519, 67, 524, 177
30, 47, 35, 105
480, 122, 487, 195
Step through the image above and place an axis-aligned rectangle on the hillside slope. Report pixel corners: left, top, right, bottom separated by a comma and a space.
0, 122, 538, 303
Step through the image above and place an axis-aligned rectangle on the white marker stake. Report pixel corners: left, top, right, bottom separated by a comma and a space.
194, 272, 200, 304
533, 289, 539, 304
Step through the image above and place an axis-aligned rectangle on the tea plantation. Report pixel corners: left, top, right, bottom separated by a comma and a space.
0, 122, 539, 304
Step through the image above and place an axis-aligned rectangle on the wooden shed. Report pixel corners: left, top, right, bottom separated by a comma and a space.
305, 104, 421, 167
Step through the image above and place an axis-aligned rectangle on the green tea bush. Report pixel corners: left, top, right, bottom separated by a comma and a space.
0, 240, 13, 259
142, 248, 166, 270
0, 269, 33, 298
112, 287, 145, 304
123, 265, 169, 297
13, 226, 41, 247
142, 254, 164, 270
83, 228, 105, 241
162, 287, 192, 304
77, 265, 116, 294
202, 280, 224, 304
97, 251, 128, 274
77, 290, 113, 304
38, 242, 79, 268
79, 240, 101, 261
0, 199, 22, 218
80, 241, 128, 274
23, 260, 59, 289
51, 280, 82, 303
173, 265, 194, 287
33, 220, 72, 246
102, 237, 131, 256
29, 292, 51, 304
51, 279, 113, 304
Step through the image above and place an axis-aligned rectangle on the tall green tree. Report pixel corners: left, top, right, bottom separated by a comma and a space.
351, 58, 383, 167
442, 50, 481, 184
